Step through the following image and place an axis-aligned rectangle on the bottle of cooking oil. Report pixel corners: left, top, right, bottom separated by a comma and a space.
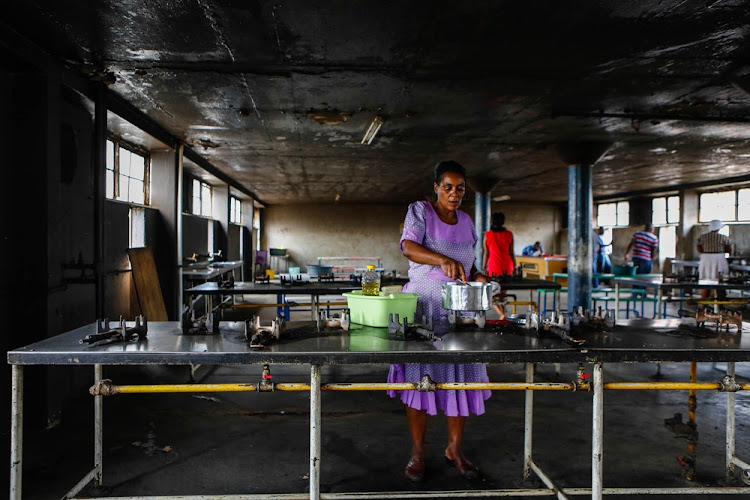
361, 265, 381, 296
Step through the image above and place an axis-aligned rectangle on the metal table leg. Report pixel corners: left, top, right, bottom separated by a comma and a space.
311, 294, 318, 320
615, 283, 620, 321
592, 362, 604, 500
656, 288, 664, 319
310, 364, 321, 500
726, 361, 736, 480
10, 365, 23, 500
95, 364, 103, 486
523, 363, 534, 479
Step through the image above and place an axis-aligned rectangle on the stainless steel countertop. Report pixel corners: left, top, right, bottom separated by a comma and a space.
8, 318, 750, 366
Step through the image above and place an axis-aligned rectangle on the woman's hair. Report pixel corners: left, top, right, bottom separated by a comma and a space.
433, 160, 466, 184
490, 212, 506, 231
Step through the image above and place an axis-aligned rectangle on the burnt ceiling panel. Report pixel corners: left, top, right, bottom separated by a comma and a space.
4, 0, 750, 204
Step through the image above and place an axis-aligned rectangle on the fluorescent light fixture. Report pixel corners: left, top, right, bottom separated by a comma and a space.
492, 195, 511, 202
361, 116, 383, 145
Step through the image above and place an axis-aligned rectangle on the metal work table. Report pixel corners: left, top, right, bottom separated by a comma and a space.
187, 278, 561, 320
614, 276, 750, 320
181, 260, 244, 281
186, 280, 363, 320
8, 318, 750, 499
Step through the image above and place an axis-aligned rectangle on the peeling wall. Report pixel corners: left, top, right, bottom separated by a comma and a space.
488, 202, 563, 257
263, 201, 563, 274
263, 203, 411, 273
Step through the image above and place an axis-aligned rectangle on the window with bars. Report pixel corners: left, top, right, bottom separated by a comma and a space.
230, 196, 242, 224
596, 201, 629, 227
192, 179, 213, 217
699, 188, 750, 222
652, 196, 680, 225
105, 139, 149, 204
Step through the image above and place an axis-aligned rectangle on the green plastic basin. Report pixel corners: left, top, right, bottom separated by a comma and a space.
343, 290, 420, 327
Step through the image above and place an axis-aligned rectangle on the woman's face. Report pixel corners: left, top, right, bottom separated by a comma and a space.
434, 171, 466, 211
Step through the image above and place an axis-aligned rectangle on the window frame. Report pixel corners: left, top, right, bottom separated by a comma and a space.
105, 136, 151, 206
230, 196, 242, 224
596, 201, 630, 228
698, 187, 750, 223
191, 178, 213, 218
651, 195, 680, 226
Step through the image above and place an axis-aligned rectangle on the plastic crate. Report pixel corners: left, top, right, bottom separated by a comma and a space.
613, 265, 636, 276
343, 290, 420, 327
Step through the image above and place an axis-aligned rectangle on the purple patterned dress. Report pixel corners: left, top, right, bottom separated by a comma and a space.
387, 200, 491, 416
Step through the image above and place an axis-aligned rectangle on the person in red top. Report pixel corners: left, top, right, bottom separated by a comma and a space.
483, 212, 516, 276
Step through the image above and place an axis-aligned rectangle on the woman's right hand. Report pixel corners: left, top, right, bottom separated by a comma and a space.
440, 258, 467, 281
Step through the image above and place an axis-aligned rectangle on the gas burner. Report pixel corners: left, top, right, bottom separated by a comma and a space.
678, 307, 742, 331
522, 307, 614, 346
254, 275, 271, 284
316, 310, 350, 332
81, 315, 148, 344
447, 309, 487, 329
317, 273, 335, 283
280, 275, 306, 286
245, 315, 285, 348
388, 313, 435, 340
218, 275, 235, 288
181, 309, 220, 335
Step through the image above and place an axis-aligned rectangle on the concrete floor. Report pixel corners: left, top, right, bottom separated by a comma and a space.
12, 297, 750, 499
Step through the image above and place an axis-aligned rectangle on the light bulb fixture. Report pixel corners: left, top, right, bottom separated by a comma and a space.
361, 116, 383, 145
492, 195, 511, 202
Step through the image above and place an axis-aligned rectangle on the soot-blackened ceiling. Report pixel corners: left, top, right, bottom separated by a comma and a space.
5, 1, 750, 204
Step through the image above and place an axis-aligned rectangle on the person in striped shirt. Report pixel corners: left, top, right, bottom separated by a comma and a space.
625, 224, 659, 274
697, 219, 731, 297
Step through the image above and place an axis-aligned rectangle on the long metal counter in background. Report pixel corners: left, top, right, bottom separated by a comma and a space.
8, 318, 750, 499
185, 278, 561, 320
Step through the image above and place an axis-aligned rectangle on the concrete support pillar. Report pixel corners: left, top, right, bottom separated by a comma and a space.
568, 165, 594, 312
468, 177, 498, 273
557, 141, 611, 313
474, 191, 491, 271
678, 189, 699, 260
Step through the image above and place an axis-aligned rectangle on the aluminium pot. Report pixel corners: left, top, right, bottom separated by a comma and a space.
441, 281, 492, 311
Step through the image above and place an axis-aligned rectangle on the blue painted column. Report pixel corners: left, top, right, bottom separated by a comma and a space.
474, 191, 491, 272
567, 164, 593, 312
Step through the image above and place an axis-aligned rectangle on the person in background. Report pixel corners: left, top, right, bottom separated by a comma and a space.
521, 241, 544, 257
697, 219, 731, 299
593, 227, 612, 274
483, 212, 516, 276
390, 160, 491, 482
625, 224, 659, 274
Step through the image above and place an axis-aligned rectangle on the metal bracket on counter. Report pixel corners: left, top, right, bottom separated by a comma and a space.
317, 309, 350, 332
182, 309, 220, 335
245, 316, 285, 348
678, 307, 742, 331
447, 309, 487, 329
80, 315, 148, 344
388, 314, 436, 340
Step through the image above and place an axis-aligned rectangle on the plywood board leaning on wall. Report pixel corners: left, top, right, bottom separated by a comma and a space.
127, 247, 168, 321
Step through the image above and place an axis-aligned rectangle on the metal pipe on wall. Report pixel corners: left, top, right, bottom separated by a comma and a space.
175, 144, 184, 320
93, 84, 107, 317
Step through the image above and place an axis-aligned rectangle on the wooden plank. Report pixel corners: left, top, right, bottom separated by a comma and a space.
127, 247, 168, 321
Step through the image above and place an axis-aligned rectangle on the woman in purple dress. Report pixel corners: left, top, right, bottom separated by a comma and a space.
388, 160, 491, 482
